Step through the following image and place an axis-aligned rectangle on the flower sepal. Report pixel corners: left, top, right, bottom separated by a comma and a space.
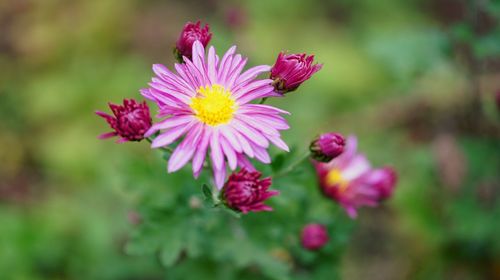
201, 184, 242, 218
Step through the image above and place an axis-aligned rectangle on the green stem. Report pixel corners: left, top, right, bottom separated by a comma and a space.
275, 151, 310, 178
258, 97, 268, 104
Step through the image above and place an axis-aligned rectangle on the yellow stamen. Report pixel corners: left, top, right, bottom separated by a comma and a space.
190, 84, 237, 126
325, 169, 349, 193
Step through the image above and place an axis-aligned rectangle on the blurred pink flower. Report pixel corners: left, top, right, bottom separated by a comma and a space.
96, 99, 152, 143
142, 41, 289, 188
313, 136, 397, 218
310, 132, 345, 162
301, 223, 329, 250
270, 52, 322, 94
175, 21, 212, 61
221, 169, 279, 214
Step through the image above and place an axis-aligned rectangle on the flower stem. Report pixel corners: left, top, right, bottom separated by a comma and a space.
275, 150, 310, 178
258, 97, 268, 104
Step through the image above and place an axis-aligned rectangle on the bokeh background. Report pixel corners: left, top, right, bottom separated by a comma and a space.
1, 0, 499, 279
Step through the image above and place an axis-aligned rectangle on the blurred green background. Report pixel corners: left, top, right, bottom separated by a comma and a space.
0, 0, 499, 279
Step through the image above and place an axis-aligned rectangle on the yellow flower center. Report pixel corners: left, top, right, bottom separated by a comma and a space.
190, 84, 237, 126
325, 169, 349, 193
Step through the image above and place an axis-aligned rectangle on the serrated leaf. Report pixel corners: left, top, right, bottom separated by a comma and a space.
159, 229, 184, 267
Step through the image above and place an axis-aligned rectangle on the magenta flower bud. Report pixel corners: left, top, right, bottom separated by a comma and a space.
301, 224, 329, 250
96, 99, 152, 143
174, 21, 212, 62
270, 52, 322, 94
310, 133, 346, 162
221, 169, 279, 214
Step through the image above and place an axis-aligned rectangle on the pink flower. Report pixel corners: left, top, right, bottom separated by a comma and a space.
270, 52, 322, 94
310, 132, 345, 162
174, 21, 212, 61
142, 41, 289, 188
366, 167, 398, 200
313, 136, 397, 218
221, 169, 279, 214
301, 224, 329, 250
96, 99, 152, 143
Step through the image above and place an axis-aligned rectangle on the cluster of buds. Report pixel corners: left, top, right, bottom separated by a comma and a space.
95, 20, 397, 226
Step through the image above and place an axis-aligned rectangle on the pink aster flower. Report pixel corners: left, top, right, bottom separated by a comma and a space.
142, 41, 289, 188
310, 132, 345, 162
96, 99, 152, 143
221, 168, 279, 214
313, 136, 397, 218
301, 223, 329, 250
270, 52, 322, 94
174, 21, 212, 62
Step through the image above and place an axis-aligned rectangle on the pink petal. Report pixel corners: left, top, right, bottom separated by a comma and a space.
222, 54, 243, 88
191, 41, 207, 78
265, 133, 289, 152
219, 126, 243, 153
210, 129, 224, 171
220, 136, 237, 170
232, 119, 269, 148
98, 132, 117, 139
236, 153, 256, 171
167, 123, 202, 172
231, 127, 254, 158
226, 58, 247, 90
207, 46, 217, 84
253, 145, 271, 164
234, 65, 271, 89
145, 115, 194, 137
192, 128, 211, 178
213, 162, 227, 190
151, 122, 193, 148
236, 115, 280, 136
217, 46, 237, 83
238, 104, 290, 115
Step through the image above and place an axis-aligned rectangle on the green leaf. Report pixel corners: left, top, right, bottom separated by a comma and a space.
202, 184, 214, 204
221, 206, 241, 219
271, 153, 286, 173
159, 228, 184, 267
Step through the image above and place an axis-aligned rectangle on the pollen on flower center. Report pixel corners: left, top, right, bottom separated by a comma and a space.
325, 169, 349, 192
190, 84, 237, 126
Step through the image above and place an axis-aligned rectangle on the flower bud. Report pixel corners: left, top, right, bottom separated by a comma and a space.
270, 52, 322, 94
96, 99, 152, 143
301, 224, 329, 250
221, 169, 279, 214
310, 133, 345, 162
174, 21, 212, 62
